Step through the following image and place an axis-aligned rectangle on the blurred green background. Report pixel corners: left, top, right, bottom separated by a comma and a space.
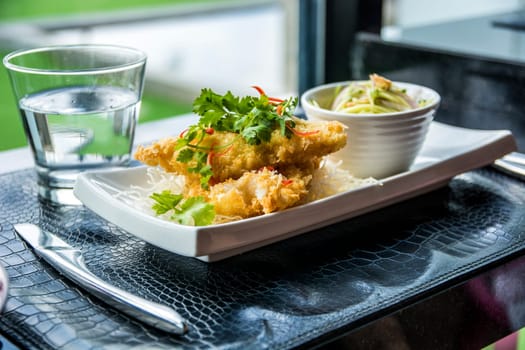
0, 0, 222, 151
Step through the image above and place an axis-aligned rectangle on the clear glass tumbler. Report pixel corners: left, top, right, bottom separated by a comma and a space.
3, 44, 147, 204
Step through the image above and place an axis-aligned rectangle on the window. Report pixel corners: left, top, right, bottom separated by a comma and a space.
381, 0, 525, 62
0, 0, 298, 151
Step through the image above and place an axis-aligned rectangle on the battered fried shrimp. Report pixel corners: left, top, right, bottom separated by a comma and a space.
134, 117, 347, 185
207, 167, 309, 218
135, 137, 201, 186
135, 87, 350, 223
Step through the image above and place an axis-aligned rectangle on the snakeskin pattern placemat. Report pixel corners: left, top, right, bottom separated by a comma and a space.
0, 167, 525, 349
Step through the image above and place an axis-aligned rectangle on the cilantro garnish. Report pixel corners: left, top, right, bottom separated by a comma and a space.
176, 87, 298, 189
192, 87, 297, 143
150, 190, 215, 226
149, 88, 299, 225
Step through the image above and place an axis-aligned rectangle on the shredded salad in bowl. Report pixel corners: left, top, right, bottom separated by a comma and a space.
321, 74, 430, 114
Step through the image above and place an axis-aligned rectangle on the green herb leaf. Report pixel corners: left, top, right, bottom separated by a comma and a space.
171, 196, 215, 226
150, 191, 215, 226
178, 87, 298, 189
150, 190, 184, 215
176, 148, 195, 163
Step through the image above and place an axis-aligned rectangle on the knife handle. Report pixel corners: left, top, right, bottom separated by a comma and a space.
37, 247, 188, 335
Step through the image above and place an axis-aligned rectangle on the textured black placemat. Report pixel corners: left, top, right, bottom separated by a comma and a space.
1, 167, 525, 349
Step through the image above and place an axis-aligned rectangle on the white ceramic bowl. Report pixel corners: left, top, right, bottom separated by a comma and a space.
301, 81, 441, 178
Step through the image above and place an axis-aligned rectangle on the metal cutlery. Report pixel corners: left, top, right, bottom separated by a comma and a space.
13, 223, 188, 335
493, 152, 525, 180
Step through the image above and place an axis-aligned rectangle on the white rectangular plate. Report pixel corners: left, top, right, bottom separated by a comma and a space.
74, 122, 516, 262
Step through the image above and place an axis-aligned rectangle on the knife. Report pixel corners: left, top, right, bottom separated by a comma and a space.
14, 223, 188, 335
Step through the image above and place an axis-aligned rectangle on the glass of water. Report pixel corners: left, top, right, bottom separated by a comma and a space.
3, 45, 147, 204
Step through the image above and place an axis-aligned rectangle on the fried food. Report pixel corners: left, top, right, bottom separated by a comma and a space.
208, 167, 310, 218
135, 117, 346, 220
135, 116, 346, 184
135, 87, 349, 223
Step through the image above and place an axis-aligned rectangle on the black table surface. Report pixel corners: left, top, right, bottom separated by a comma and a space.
0, 162, 524, 349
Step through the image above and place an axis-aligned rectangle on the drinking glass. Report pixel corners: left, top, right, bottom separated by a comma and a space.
3, 44, 147, 204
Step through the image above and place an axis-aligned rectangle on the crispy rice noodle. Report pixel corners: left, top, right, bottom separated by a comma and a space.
119, 157, 380, 225
303, 157, 380, 203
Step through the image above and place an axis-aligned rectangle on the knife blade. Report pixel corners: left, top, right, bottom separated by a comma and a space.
14, 223, 188, 335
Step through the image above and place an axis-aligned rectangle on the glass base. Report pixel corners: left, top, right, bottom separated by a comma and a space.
35, 162, 130, 206
38, 184, 82, 206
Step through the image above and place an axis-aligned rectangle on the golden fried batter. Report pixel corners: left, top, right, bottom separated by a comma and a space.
208, 167, 309, 218
135, 117, 347, 221
135, 117, 346, 184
